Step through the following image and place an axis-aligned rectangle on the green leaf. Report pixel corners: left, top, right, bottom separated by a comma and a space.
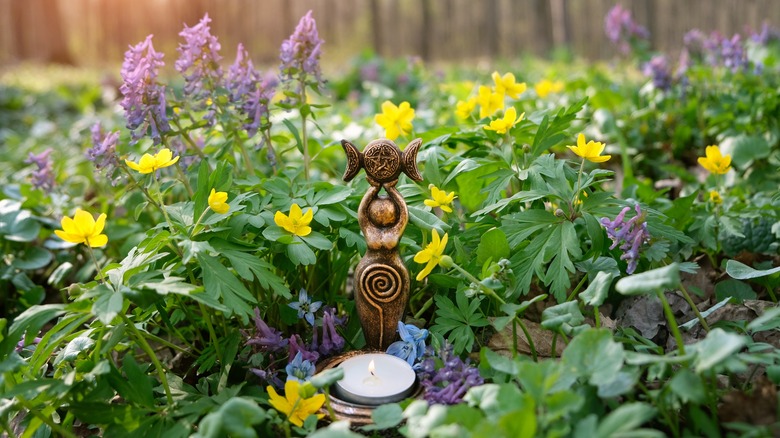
579, 271, 614, 307
543, 221, 582, 301
481, 348, 519, 376
562, 329, 625, 387
725, 259, 780, 280
91, 284, 124, 324
714, 279, 757, 303
691, 328, 747, 373
667, 368, 706, 404
301, 231, 333, 250
476, 228, 510, 266
193, 397, 267, 438
122, 355, 155, 408
308, 368, 345, 389
726, 134, 770, 168
56, 336, 95, 364
541, 301, 584, 332
221, 250, 290, 299
12, 247, 52, 270
408, 205, 449, 234
595, 403, 657, 437
431, 291, 488, 355
287, 240, 317, 266
362, 404, 404, 431
615, 263, 680, 295
747, 306, 780, 332
0, 303, 64, 358
310, 422, 365, 438
196, 254, 257, 324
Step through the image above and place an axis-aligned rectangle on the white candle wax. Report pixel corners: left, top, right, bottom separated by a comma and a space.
334, 353, 416, 406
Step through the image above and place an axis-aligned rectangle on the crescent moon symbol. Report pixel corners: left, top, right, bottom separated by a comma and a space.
341, 140, 363, 182
401, 138, 423, 182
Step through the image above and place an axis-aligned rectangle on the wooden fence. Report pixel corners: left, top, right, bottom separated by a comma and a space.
1, 0, 779, 67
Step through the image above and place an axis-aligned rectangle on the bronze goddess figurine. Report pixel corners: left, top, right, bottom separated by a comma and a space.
341, 138, 423, 350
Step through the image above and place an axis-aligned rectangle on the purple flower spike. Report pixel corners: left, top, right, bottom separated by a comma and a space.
288, 334, 319, 364
176, 13, 223, 117
318, 307, 345, 356
642, 55, 672, 91
279, 10, 324, 87
604, 4, 649, 54
25, 149, 55, 191
416, 344, 483, 405
245, 308, 288, 352
120, 35, 169, 144
601, 204, 651, 275
87, 122, 122, 185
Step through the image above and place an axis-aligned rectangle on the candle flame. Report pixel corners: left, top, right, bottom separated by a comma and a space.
368, 359, 376, 376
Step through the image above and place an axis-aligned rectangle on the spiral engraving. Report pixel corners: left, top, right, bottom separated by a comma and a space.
359, 263, 402, 305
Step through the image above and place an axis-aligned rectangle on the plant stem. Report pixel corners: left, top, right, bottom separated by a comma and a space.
154, 175, 175, 232
85, 245, 105, 283
199, 302, 223, 364
413, 295, 434, 320
594, 307, 601, 328
175, 164, 194, 197
299, 77, 310, 181
121, 313, 174, 406
657, 290, 686, 356
238, 140, 256, 175
678, 283, 710, 332
323, 387, 337, 422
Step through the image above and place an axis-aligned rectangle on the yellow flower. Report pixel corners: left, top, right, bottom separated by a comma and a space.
567, 133, 611, 163
483, 107, 525, 135
208, 189, 230, 214
124, 148, 180, 174
424, 184, 457, 213
374, 101, 415, 140
534, 79, 564, 98
697, 145, 731, 175
414, 229, 449, 281
492, 72, 527, 99
267, 380, 325, 427
477, 85, 504, 119
274, 203, 313, 237
709, 190, 723, 204
54, 209, 108, 247
455, 98, 477, 119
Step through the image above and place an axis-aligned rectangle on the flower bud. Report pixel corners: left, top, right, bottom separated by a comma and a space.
438, 255, 454, 269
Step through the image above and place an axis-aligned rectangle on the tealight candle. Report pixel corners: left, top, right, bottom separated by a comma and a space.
333, 353, 416, 406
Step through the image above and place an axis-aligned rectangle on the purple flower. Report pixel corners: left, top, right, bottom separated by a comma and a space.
168, 137, 200, 171
87, 123, 121, 183
15, 336, 42, 354
279, 10, 324, 87
318, 307, 345, 356
285, 351, 316, 383
25, 149, 54, 191
245, 308, 288, 352
175, 13, 223, 121
642, 55, 672, 90
120, 35, 169, 144
719, 34, 748, 73
249, 367, 284, 390
288, 289, 322, 326
751, 23, 780, 45
288, 334, 319, 364
386, 322, 428, 366
601, 204, 651, 275
416, 344, 483, 405
604, 4, 649, 54
227, 43, 259, 101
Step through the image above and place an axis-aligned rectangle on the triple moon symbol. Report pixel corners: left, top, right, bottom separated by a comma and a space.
359, 264, 402, 304
341, 138, 423, 183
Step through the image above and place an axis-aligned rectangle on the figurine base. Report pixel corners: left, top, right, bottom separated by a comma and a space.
316, 350, 422, 425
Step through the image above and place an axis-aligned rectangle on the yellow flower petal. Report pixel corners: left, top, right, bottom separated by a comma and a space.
87, 234, 108, 248
94, 213, 107, 236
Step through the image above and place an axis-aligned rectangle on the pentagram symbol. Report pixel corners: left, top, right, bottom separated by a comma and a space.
362, 141, 401, 182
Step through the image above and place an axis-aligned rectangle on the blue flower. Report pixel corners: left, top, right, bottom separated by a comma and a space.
288, 289, 322, 326
285, 351, 315, 383
387, 322, 428, 366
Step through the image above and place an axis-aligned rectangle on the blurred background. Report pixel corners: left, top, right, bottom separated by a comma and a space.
1, 0, 779, 68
